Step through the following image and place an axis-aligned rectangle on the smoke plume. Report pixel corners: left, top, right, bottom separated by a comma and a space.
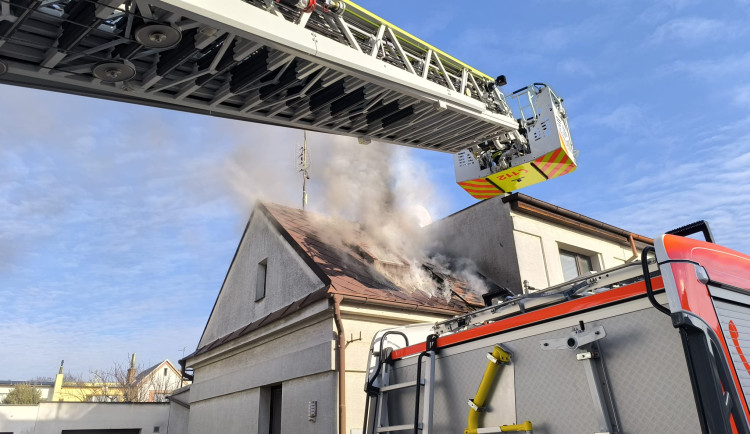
220, 124, 486, 301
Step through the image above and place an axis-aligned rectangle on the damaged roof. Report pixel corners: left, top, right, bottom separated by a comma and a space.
261, 202, 487, 312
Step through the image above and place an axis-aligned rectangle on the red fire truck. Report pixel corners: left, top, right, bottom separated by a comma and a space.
364, 222, 750, 434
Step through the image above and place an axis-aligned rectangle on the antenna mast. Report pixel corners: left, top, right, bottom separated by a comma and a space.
296, 131, 311, 210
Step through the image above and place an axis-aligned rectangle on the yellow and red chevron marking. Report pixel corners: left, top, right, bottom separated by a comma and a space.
533, 142, 576, 179
458, 178, 503, 200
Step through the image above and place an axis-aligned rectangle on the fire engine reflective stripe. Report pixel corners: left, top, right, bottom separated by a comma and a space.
461, 185, 501, 192
729, 320, 750, 376
465, 345, 517, 434
535, 148, 564, 174
459, 179, 501, 190
532, 144, 576, 180
468, 192, 503, 200
458, 178, 504, 200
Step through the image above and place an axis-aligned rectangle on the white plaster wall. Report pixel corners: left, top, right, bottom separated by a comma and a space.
513, 230, 549, 290
200, 211, 326, 346
187, 372, 337, 434
189, 388, 260, 434
510, 212, 638, 288
190, 316, 335, 403
0, 403, 169, 434
281, 372, 337, 434
167, 387, 190, 434
0, 405, 38, 434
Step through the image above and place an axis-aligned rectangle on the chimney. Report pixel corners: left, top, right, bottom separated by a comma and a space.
127, 354, 137, 384
52, 360, 64, 401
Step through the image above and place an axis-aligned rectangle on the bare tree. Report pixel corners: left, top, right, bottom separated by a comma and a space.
90, 354, 184, 402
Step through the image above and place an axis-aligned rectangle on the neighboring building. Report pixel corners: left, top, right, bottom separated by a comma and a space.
55, 358, 185, 402
0, 380, 54, 403
1, 358, 188, 403
427, 193, 652, 293
175, 195, 653, 434
135, 360, 186, 403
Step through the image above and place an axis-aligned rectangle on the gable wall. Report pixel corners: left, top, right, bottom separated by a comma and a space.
199, 210, 326, 347
426, 197, 522, 293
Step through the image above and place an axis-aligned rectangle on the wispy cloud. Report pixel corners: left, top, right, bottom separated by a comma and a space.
662, 51, 750, 77
732, 85, 750, 106
591, 115, 750, 252
649, 17, 740, 44
592, 104, 645, 133
558, 58, 596, 78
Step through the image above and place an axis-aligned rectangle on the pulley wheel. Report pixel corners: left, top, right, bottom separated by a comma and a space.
135, 24, 182, 49
92, 61, 136, 82
0, 60, 8, 75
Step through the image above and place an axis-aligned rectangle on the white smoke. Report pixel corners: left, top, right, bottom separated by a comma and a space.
219, 124, 487, 301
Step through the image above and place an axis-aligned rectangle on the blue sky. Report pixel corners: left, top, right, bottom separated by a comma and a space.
2, 0, 750, 379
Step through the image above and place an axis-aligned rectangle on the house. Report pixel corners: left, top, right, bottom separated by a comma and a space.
427, 193, 652, 293
176, 195, 653, 434
52, 357, 186, 402
179, 202, 495, 434
134, 359, 186, 402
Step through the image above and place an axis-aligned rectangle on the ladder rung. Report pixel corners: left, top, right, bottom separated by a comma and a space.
376, 423, 421, 432
379, 379, 422, 392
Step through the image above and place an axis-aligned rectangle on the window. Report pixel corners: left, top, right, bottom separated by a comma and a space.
163, 367, 168, 376
269, 385, 282, 434
256, 258, 268, 301
560, 249, 594, 281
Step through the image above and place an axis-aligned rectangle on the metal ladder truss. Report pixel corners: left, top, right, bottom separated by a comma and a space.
0, 0, 519, 151
372, 350, 436, 433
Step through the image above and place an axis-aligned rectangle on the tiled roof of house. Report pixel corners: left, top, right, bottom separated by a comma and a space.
260, 202, 487, 313
135, 360, 179, 384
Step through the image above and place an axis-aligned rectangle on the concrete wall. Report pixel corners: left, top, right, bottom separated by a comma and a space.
426, 197, 522, 293
167, 387, 190, 434
200, 210, 326, 346
191, 315, 335, 403
189, 307, 337, 434
0, 405, 37, 434
188, 372, 336, 434
510, 211, 638, 288
188, 388, 260, 434
0, 402, 169, 434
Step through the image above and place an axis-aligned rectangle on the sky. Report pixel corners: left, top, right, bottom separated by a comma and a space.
2, 0, 750, 379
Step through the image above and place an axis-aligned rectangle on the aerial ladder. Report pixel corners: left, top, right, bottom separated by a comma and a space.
0, 0, 576, 198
